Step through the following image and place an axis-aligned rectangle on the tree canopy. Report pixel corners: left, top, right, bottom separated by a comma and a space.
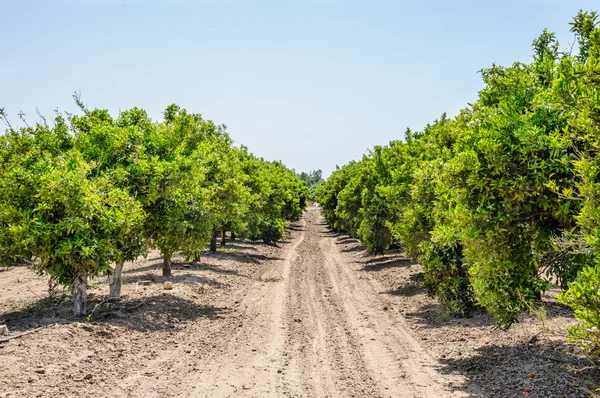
0, 102, 308, 316
316, 11, 600, 355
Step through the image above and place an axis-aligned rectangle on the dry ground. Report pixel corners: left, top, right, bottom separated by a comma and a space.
1, 205, 598, 397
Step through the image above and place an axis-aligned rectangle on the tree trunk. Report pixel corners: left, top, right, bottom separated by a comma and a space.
72, 273, 88, 317
109, 260, 125, 299
210, 230, 218, 253
48, 279, 58, 298
231, 231, 236, 241
163, 256, 172, 277
221, 228, 226, 246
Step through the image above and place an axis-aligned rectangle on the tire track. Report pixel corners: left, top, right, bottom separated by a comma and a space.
185, 217, 307, 398
116, 207, 477, 397
279, 206, 474, 397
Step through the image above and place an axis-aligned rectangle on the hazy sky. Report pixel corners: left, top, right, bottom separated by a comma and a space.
1, 0, 598, 176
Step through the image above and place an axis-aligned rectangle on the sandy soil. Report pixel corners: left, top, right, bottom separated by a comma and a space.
1, 205, 598, 397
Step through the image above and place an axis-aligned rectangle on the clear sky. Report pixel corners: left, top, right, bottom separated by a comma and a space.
1, 0, 598, 176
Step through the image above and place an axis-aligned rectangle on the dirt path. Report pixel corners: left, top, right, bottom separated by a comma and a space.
121, 206, 473, 397
1, 206, 478, 397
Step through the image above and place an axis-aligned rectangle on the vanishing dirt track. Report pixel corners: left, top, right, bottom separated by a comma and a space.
117, 206, 472, 397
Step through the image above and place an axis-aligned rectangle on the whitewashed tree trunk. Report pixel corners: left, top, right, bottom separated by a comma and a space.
109, 260, 125, 299
72, 273, 88, 317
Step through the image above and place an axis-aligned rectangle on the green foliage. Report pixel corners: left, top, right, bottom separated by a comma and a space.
249, 218, 285, 244
316, 11, 600, 339
0, 116, 72, 265
298, 169, 323, 200
553, 10, 600, 358
242, 156, 308, 243
298, 169, 323, 189
420, 241, 474, 316
0, 101, 306, 314
30, 153, 143, 286
559, 265, 600, 358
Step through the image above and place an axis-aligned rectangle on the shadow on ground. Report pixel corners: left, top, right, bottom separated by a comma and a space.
288, 225, 306, 232
320, 231, 343, 238
404, 304, 497, 328
217, 243, 259, 252
342, 244, 367, 253
382, 284, 422, 298
211, 251, 283, 265
437, 338, 599, 397
0, 293, 230, 334
321, 227, 599, 397
361, 257, 416, 271
405, 295, 577, 331
194, 264, 241, 276
335, 237, 359, 245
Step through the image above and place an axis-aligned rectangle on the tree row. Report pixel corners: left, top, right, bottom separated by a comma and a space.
0, 101, 309, 316
316, 11, 600, 356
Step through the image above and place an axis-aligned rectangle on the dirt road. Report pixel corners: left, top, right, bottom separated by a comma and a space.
4, 205, 595, 397
1, 206, 478, 397
115, 206, 472, 397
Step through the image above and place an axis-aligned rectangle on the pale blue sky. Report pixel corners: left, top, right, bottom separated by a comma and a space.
1, 0, 597, 176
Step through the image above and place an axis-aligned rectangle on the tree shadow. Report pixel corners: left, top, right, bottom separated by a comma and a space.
354, 247, 405, 260
170, 273, 227, 287
211, 251, 283, 265
288, 225, 306, 232
122, 255, 249, 276
193, 263, 241, 276
123, 249, 261, 275
236, 239, 265, 246
382, 283, 422, 298
217, 243, 259, 252
361, 257, 415, 271
541, 299, 574, 319
0, 294, 230, 334
93, 294, 229, 332
201, 238, 284, 252
436, 338, 600, 397
123, 261, 162, 274
120, 271, 226, 287
336, 237, 359, 245
342, 244, 367, 253
361, 255, 396, 265
405, 303, 497, 328
409, 271, 424, 283
320, 231, 342, 238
